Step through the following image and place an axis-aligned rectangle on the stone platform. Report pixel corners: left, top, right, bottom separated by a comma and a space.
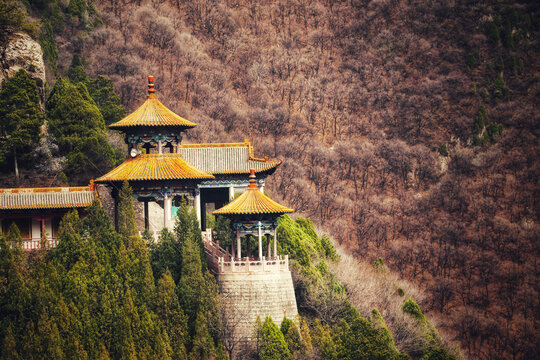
218, 270, 298, 357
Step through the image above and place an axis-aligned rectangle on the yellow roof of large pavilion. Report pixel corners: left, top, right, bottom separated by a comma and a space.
108, 76, 197, 130
95, 154, 214, 182
213, 169, 293, 215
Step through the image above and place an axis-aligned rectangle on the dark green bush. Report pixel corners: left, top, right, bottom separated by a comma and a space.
484, 21, 500, 44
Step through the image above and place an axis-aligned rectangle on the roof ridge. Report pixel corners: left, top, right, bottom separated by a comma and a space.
181, 142, 250, 148
0, 186, 93, 193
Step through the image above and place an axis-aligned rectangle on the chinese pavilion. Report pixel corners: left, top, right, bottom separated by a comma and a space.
213, 168, 293, 263
0, 76, 282, 247
95, 76, 280, 234
0, 75, 299, 355
205, 170, 298, 355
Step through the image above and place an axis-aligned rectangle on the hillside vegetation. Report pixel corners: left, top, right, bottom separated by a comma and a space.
0, 180, 459, 359
0, 0, 538, 359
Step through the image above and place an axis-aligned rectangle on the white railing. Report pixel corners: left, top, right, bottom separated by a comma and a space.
201, 229, 290, 274
9, 238, 59, 250
216, 255, 289, 274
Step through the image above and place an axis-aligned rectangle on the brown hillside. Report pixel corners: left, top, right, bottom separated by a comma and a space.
67, 1, 540, 358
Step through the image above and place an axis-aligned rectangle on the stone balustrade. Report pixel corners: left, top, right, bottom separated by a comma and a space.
216, 255, 289, 274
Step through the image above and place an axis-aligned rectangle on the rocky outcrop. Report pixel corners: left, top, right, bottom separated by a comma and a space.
1, 32, 46, 96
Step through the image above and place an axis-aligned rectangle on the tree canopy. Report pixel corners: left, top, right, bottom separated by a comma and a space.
0, 69, 44, 180
45, 77, 117, 182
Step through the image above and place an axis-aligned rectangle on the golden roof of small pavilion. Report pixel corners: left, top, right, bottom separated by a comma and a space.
109, 76, 197, 130
213, 169, 293, 215
95, 154, 214, 182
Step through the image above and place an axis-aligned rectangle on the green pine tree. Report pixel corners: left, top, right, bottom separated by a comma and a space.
175, 197, 207, 273
117, 181, 138, 241
35, 310, 65, 359
310, 319, 338, 360
155, 270, 189, 358
494, 73, 510, 101
280, 317, 302, 355
259, 316, 292, 360
0, 69, 44, 181
67, 56, 125, 125
86, 75, 126, 125
189, 311, 216, 360
213, 215, 232, 249
54, 210, 83, 270
150, 228, 182, 282
39, 19, 58, 71
46, 77, 116, 181
67, 54, 89, 84
177, 226, 205, 334
1, 223, 30, 327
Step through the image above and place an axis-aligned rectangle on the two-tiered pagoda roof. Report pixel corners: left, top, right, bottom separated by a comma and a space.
213, 169, 293, 216
96, 76, 280, 184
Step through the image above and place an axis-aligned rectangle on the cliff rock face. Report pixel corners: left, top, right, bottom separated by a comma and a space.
1, 32, 46, 95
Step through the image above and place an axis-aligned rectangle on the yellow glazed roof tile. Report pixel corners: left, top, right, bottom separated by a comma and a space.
109, 76, 197, 129
95, 154, 214, 182
213, 169, 293, 216
0, 185, 96, 210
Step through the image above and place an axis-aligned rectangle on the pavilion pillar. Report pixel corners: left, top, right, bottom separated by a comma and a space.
163, 194, 172, 229
144, 201, 149, 230
273, 230, 278, 258
41, 218, 46, 239
229, 186, 235, 201
258, 222, 263, 260
231, 235, 235, 260
236, 229, 241, 260
194, 190, 201, 226
267, 235, 271, 258
158, 140, 163, 154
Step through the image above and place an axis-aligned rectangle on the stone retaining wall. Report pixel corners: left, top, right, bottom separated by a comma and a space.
218, 270, 298, 358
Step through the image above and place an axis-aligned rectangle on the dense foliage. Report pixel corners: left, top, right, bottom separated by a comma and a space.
0, 185, 225, 359
0, 69, 44, 181
45, 77, 117, 182
273, 215, 458, 360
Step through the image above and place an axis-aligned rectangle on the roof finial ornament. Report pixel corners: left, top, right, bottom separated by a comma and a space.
147, 75, 156, 98
248, 168, 258, 189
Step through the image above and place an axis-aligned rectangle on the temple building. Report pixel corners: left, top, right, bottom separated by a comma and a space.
95, 76, 280, 235
0, 76, 281, 247
0, 184, 97, 249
